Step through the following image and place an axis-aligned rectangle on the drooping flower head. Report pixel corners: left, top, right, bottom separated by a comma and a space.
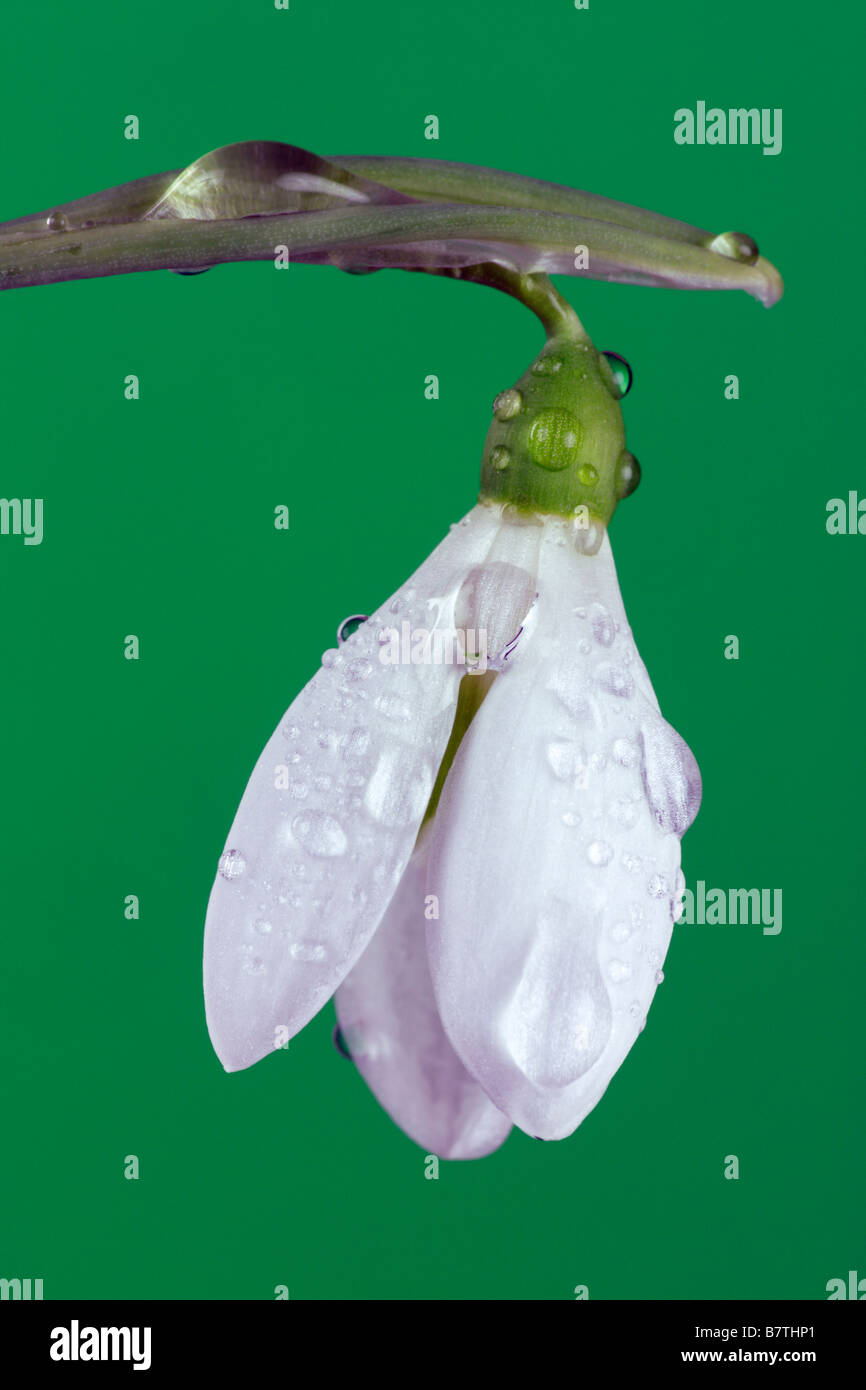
203, 278, 701, 1156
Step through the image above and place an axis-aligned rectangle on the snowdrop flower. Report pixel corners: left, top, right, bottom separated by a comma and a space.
203, 317, 701, 1158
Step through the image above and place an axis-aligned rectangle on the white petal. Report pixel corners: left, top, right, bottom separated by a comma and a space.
335, 833, 512, 1159
204, 503, 503, 1072
426, 522, 701, 1140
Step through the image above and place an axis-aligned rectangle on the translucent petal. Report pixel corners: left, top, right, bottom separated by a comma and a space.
203, 504, 502, 1072
426, 524, 701, 1140
335, 834, 512, 1159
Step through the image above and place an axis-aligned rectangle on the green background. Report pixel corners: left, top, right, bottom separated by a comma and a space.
1, 0, 862, 1301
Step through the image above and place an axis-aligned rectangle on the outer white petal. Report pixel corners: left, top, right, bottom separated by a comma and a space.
426, 522, 701, 1140
204, 503, 503, 1072
334, 833, 512, 1160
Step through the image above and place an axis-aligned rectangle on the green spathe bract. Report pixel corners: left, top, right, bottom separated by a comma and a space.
479, 336, 627, 526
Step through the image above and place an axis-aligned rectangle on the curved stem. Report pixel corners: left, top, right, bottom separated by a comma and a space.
419, 263, 588, 342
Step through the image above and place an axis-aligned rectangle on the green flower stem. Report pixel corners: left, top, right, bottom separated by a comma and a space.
425, 262, 589, 341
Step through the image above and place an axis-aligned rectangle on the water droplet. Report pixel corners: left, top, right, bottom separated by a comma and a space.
587, 840, 614, 867
218, 848, 246, 880
253, 918, 273, 935
561, 809, 581, 827
45, 210, 69, 231
492, 387, 523, 420
614, 450, 641, 500
647, 872, 669, 899
241, 952, 265, 975
609, 921, 632, 943
573, 518, 605, 554
291, 811, 347, 857
388, 596, 404, 615
612, 736, 638, 767
289, 782, 309, 799
313, 774, 333, 793
344, 726, 370, 757
337, 613, 368, 644
283, 722, 301, 741
655, 969, 665, 984
623, 853, 642, 874
531, 352, 564, 375
639, 718, 702, 835
608, 959, 631, 983
573, 606, 587, 619
590, 604, 615, 647
374, 693, 411, 720
332, 1023, 353, 1059
597, 663, 634, 699
321, 648, 340, 669
577, 638, 591, 655
709, 230, 759, 265
290, 941, 327, 962
612, 797, 640, 828
490, 444, 511, 471
546, 739, 587, 782
528, 408, 581, 471
577, 463, 598, 487
602, 351, 633, 397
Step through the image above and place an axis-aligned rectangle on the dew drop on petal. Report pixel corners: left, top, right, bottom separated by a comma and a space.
337, 614, 369, 644
590, 603, 616, 647
612, 737, 638, 767
374, 693, 412, 721
608, 959, 631, 983
587, 840, 614, 867
574, 520, 605, 555
639, 718, 702, 835
218, 848, 246, 880
321, 648, 340, 669
545, 738, 587, 782
647, 872, 669, 899
597, 663, 634, 699
290, 941, 327, 962
344, 726, 370, 757
332, 1023, 353, 1059
612, 797, 640, 828
291, 811, 347, 858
